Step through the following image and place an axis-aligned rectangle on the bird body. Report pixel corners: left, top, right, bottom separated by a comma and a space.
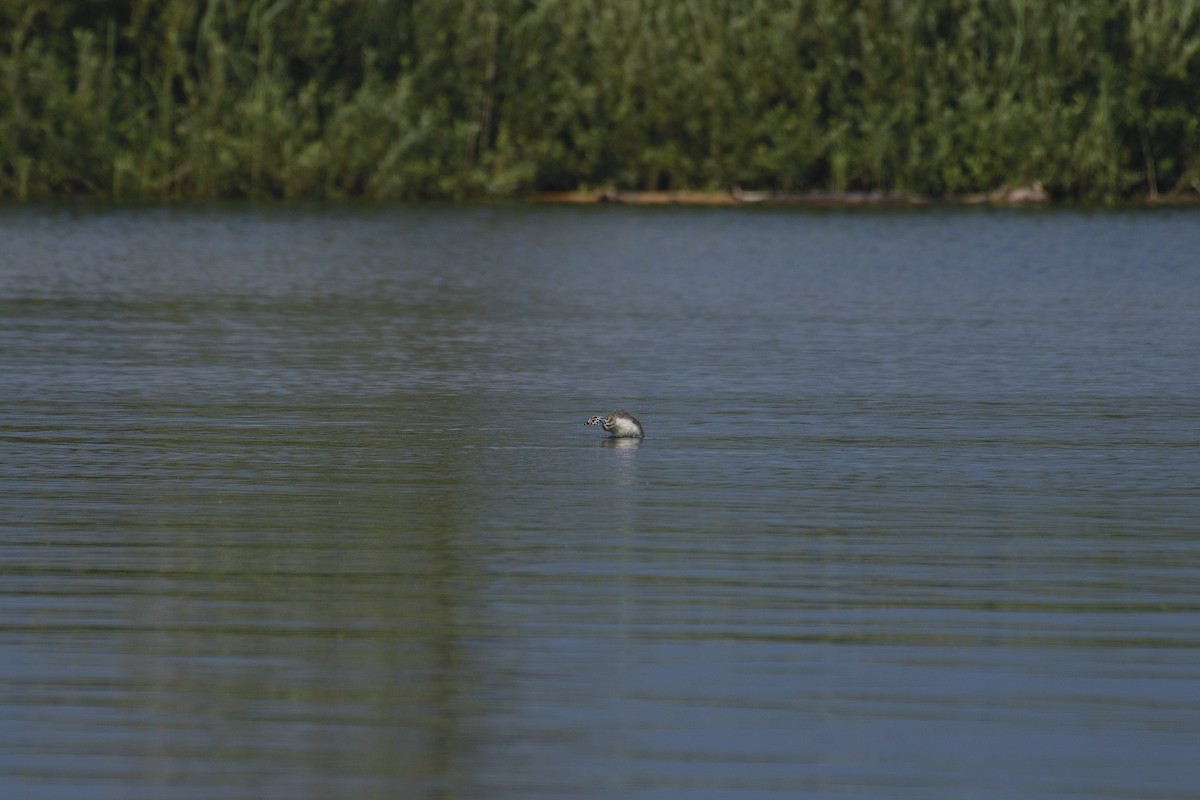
586, 410, 644, 438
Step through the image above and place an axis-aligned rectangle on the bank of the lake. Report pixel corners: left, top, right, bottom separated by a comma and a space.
3, 1, 1199, 203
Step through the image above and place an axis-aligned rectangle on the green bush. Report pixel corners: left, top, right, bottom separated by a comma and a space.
1, 0, 1197, 201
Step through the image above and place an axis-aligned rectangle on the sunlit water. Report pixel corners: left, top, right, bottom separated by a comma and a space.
1, 204, 1198, 799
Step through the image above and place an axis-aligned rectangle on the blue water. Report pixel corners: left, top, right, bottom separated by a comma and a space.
1, 204, 1198, 799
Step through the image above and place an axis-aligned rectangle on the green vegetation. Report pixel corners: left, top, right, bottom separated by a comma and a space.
3, 0, 1198, 201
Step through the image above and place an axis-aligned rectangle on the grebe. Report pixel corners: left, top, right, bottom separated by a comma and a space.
585, 410, 644, 438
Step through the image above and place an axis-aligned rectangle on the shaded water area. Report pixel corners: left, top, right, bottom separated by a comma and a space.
1, 204, 1198, 799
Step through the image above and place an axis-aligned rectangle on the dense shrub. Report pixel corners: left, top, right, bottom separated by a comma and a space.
2, 0, 1197, 200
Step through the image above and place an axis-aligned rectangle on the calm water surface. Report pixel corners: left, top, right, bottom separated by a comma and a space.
1, 204, 1198, 799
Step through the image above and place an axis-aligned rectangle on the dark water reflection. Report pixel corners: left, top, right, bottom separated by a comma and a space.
1, 204, 1198, 799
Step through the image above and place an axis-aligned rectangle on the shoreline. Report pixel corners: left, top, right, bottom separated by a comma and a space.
526, 184, 1200, 208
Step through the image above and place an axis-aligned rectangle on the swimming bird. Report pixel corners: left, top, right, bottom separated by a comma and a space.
585, 410, 644, 438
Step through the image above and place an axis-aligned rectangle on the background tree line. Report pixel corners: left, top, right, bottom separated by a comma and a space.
2, 0, 1198, 201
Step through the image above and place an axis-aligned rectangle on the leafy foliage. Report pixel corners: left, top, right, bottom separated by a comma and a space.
2, 0, 1198, 200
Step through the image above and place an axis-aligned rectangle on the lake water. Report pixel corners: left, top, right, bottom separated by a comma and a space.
1, 203, 1198, 799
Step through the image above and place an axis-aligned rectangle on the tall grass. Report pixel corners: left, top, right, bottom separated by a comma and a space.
2, 0, 1198, 200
